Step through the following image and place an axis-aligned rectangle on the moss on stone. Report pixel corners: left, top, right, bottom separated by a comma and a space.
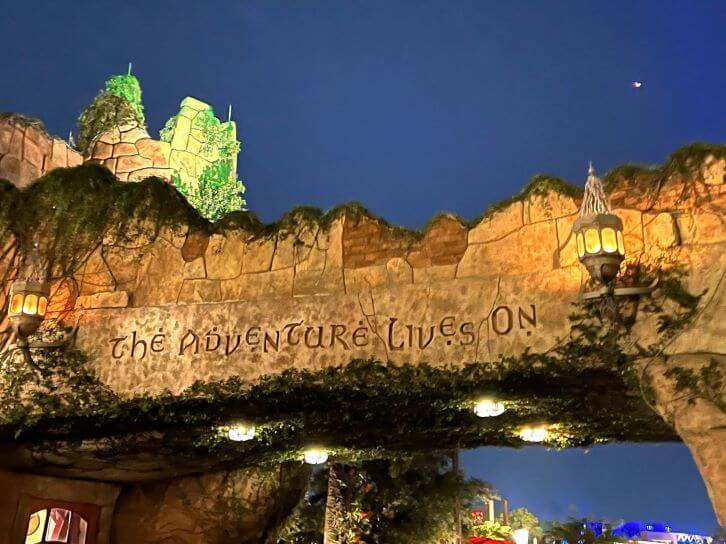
76, 87, 144, 155
0, 111, 47, 132
605, 142, 726, 189
4, 164, 205, 275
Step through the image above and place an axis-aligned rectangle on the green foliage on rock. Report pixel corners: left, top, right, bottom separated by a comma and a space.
76, 73, 146, 153
172, 159, 247, 221
0, 164, 203, 276
105, 74, 145, 122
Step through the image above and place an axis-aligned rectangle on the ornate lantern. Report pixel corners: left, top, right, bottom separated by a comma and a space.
8, 279, 50, 340
572, 163, 625, 286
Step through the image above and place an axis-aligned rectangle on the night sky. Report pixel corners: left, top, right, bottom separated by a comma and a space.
1, 0, 723, 533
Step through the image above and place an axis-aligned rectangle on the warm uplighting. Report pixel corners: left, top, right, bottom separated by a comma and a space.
8, 280, 50, 338
227, 422, 256, 442
473, 398, 506, 418
518, 426, 549, 443
572, 164, 625, 285
303, 448, 329, 465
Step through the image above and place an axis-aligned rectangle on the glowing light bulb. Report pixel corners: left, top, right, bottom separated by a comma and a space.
473, 399, 506, 418
303, 448, 329, 465
227, 423, 256, 442
519, 426, 548, 442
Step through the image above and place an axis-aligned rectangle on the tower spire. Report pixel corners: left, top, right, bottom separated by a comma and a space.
579, 162, 611, 216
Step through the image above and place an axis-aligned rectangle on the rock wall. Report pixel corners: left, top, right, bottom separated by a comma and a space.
86, 120, 174, 182
51, 158, 725, 401
86, 96, 236, 186
0, 117, 82, 188
111, 464, 307, 544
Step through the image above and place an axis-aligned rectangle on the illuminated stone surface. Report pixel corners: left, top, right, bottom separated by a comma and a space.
0, 141, 724, 526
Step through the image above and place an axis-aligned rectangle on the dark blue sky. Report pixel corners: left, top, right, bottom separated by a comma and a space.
1, 0, 723, 533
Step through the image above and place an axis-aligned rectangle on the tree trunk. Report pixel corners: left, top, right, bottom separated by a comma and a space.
324, 464, 345, 544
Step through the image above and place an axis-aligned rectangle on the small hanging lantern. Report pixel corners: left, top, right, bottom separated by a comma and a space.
572, 163, 625, 285
8, 279, 50, 339
303, 448, 329, 465
227, 422, 256, 442
518, 425, 549, 443
473, 398, 506, 418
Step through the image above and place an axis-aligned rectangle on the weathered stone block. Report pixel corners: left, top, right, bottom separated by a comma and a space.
413, 264, 457, 283
458, 220, 558, 278
468, 201, 523, 244
23, 138, 43, 168
183, 258, 206, 279
344, 265, 388, 293
0, 126, 12, 154
385, 257, 412, 284
0, 155, 21, 183
67, 150, 83, 166
524, 191, 578, 223
91, 141, 113, 161
113, 142, 138, 157
555, 215, 579, 268
120, 127, 148, 144
676, 211, 726, 245
76, 290, 129, 310
205, 233, 246, 279
18, 161, 40, 186
181, 230, 210, 262
98, 127, 122, 145
177, 279, 221, 304
116, 154, 153, 173
644, 212, 679, 250
701, 156, 725, 186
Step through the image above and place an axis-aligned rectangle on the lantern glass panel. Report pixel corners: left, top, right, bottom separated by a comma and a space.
9, 293, 23, 315
576, 233, 585, 258
23, 294, 38, 315
584, 228, 601, 253
617, 231, 625, 255
601, 228, 618, 253
37, 297, 48, 317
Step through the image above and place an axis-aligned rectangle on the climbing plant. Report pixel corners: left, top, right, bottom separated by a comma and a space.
172, 159, 246, 221
77, 73, 146, 153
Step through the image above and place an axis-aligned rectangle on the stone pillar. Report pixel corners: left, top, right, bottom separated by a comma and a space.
639, 354, 726, 524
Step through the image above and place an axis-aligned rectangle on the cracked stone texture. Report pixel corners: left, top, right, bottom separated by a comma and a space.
52, 162, 723, 401
89, 121, 175, 183
111, 464, 308, 544
2, 154, 725, 521
0, 118, 82, 188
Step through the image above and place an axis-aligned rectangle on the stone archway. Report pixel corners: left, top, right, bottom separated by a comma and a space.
0, 145, 724, 536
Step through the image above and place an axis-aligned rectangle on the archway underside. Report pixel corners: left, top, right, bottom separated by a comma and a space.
0, 359, 676, 483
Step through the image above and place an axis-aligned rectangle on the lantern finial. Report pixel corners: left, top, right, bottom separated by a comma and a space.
579, 162, 611, 217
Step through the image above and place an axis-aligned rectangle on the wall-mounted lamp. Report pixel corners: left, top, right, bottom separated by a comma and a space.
227, 422, 256, 442
573, 164, 656, 300
518, 425, 549, 443
473, 398, 506, 418
8, 280, 50, 341
303, 448, 329, 465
